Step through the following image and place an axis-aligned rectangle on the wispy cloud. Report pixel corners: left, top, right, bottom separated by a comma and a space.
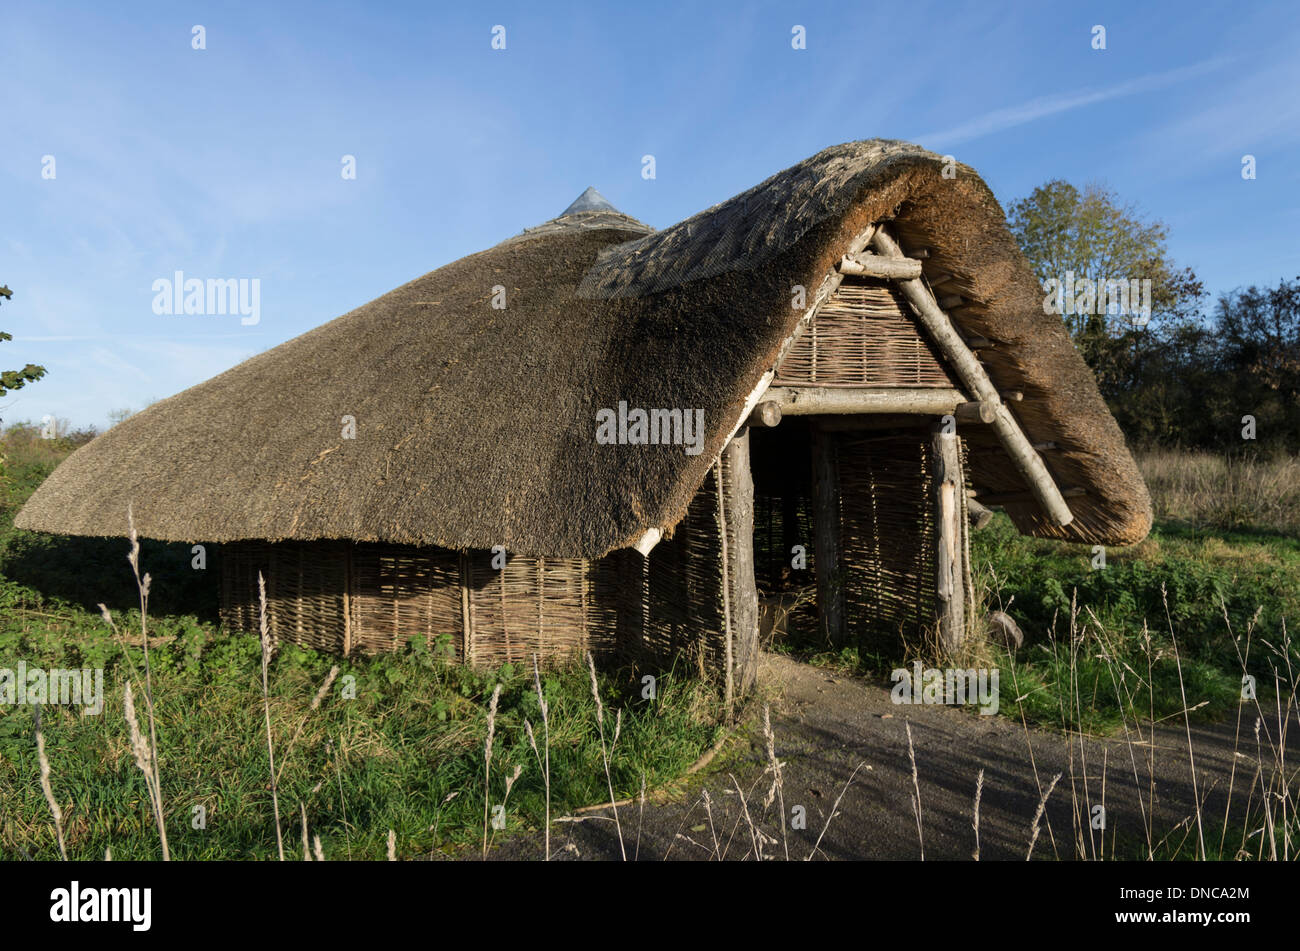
915, 56, 1235, 150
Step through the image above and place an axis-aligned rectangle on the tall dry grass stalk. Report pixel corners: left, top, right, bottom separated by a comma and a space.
905, 721, 924, 860
701, 788, 721, 859
1027, 772, 1062, 860
256, 572, 285, 861
300, 802, 311, 861
123, 681, 168, 856
275, 664, 340, 786
807, 761, 868, 861
731, 772, 764, 861
1162, 585, 1207, 860
121, 505, 170, 860
484, 763, 524, 854
34, 705, 67, 861
972, 768, 984, 861
482, 682, 502, 859
761, 704, 789, 861
586, 651, 626, 860
526, 653, 551, 860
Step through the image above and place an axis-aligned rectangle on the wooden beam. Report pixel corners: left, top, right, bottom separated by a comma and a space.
746, 400, 782, 428
838, 252, 923, 280
967, 498, 995, 530
955, 400, 997, 424
932, 428, 965, 652
871, 226, 1075, 527
937, 293, 965, 310
765, 386, 967, 416
811, 426, 846, 649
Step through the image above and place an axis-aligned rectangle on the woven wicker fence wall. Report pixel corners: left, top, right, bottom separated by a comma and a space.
219, 462, 736, 675
773, 279, 957, 388
835, 430, 971, 653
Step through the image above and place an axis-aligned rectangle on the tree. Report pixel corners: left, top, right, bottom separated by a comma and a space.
1007, 181, 1204, 381
1007, 182, 1212, 448
0, 285, 47, 397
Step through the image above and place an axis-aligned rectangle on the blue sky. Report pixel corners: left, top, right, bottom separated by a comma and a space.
4, 1, 1298, 430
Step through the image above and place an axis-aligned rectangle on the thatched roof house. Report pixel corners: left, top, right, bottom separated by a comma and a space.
18, 140, 1151, 699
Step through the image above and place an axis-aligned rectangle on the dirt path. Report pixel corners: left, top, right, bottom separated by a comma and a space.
492, 653, 1292, 861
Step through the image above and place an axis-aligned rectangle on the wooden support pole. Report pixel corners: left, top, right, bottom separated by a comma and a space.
932, 427, 965, 653
870, 226, 1075, 527
459, 551, 473, 664
766, 386, 967, 417
811, 425, 846, 649
723, 431, 760, 696
838, 252, 923, 280
714, 465, 734, 718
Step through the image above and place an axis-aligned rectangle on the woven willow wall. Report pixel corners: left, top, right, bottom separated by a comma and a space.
836, 430, 971, 653
773, 278, 957, 388
748, 423, 972, 654
220, 462, 736, 673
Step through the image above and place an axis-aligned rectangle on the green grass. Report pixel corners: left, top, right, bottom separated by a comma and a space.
0, 622, 720, 860
0, 432, 724, 861
765, 506, 1298, 734
972, 512, 1299, 732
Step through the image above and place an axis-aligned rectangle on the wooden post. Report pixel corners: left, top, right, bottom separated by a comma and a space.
714, 465, 734, 718
459, 551, 473, 664
931, 426, 965, 653
811, 425, 846, 648
723, 430, 760, 696
342, 544, 353, 657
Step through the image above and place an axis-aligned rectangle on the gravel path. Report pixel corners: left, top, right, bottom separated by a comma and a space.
491, 652, 1292, 861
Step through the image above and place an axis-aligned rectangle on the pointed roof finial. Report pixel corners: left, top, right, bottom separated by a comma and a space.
561, 186, 619, 216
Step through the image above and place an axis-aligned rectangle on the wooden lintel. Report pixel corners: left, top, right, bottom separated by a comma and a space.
764, 386, 967, 417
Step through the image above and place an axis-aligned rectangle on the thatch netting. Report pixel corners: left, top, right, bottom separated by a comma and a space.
18, 138, 1149, 553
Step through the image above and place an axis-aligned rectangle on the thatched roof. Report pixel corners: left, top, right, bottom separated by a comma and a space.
17, 140, 1151, 554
